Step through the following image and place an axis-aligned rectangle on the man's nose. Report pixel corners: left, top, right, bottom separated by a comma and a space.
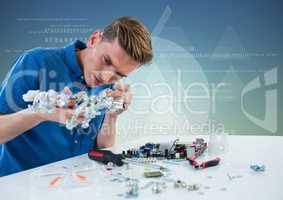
101, 70, 115, 83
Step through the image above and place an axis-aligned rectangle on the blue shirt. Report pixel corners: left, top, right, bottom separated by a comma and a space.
0, 41, 112, 176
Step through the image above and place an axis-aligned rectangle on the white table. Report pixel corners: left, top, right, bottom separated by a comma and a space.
0, 135, 283, 200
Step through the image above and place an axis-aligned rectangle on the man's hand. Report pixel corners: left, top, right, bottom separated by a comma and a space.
94, 83, 132, 148
36, 84, 131, 127
36, 87, 85, 125
107, 83, 132, 116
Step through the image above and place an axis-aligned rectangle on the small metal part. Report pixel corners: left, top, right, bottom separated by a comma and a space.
181, 181, 187, 188
227, 173, 243, 181
125, 163, 130, 170
174, 180, 183, 188
144, 171, 163, 178
152, 182, 162, 194
125, 179, 139, 198
174, 180, 200, 191
250, 164, 265, 172
204, 185, 211, 190
110, 178, 123, 183
220, 187, 227, 191
106, 162, 114, 169
153, 182, 166, 194
197, 191, 205, 195
187, 184, 200, 191
140, 181, 154, 190
109, 172, 130, 182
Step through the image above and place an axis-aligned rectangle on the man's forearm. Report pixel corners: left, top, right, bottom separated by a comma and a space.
96, 113, 117, 148
0, 109, 43, 144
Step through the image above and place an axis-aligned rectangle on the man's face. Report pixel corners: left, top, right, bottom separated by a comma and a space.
80, 34, 140, 87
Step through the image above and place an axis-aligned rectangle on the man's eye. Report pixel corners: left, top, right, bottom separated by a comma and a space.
103, 56, 111, 65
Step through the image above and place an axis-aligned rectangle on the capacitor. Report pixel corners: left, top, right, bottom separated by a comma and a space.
175, 152, 180, 159
164, 149, 169, 158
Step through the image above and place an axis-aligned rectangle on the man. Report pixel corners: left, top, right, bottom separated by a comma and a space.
0, 16, 152, 176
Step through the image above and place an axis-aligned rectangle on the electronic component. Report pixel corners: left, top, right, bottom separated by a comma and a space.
121, 139, 221, 170
144, 171, 163, 178
122, 138, 207, 160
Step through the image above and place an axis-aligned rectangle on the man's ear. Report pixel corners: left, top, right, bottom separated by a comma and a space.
87, 31, 102, 48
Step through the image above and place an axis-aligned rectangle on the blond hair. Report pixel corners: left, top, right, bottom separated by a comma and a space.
102, 16, 153, 65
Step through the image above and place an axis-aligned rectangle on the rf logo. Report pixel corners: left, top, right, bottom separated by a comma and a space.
241, 68, 278, 133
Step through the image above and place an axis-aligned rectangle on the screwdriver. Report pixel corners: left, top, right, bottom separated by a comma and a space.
88, 148, 124, 166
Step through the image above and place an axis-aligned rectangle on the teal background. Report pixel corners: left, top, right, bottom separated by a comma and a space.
0, 0, 282, 136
